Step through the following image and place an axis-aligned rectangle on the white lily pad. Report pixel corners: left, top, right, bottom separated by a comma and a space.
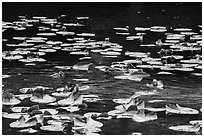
3, 98, 21, 106
14, 94, 32, 100
169, 125, 201, 132
10, 116, 38, 128
84, 112, 101, 118
166, 104, 199, 115
79, 85, 90, 91
83, 98, 102, 102
74, 117, 103, 128
30, 94, 56, 103
3, 113, 29, 119
39, 109, 58, 115
11, 107, 30, 113
107, 109, 125, 116
52, 115, 72, 120
83, 95, 99, 98
40, 124, 64, 132
145, 107, 166, 112
59, 106, 80, 112
19, 128, 38, 133
19, 88, 32, 93
189, 120, 202, 127
113, 98, 131, 104
73, 78, 89, 82
51, 92, 72, 97
132, 132, 142, 135
47, 119, 70, 125
148, 100, 166, 103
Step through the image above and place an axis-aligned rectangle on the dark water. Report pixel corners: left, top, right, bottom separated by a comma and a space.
2, 2, 202, 135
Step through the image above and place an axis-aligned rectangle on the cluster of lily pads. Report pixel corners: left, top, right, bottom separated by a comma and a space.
111, 25, 202, 77
3, 82, 202, 135
2, 84, 105, 135
2, 80, 202, 135
2, 14, 202, 135
2, 15, 202, 78
109, 92, 202, 134
2, 15, 123, 65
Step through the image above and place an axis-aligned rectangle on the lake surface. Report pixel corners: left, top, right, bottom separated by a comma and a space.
2, 2, 202, 135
